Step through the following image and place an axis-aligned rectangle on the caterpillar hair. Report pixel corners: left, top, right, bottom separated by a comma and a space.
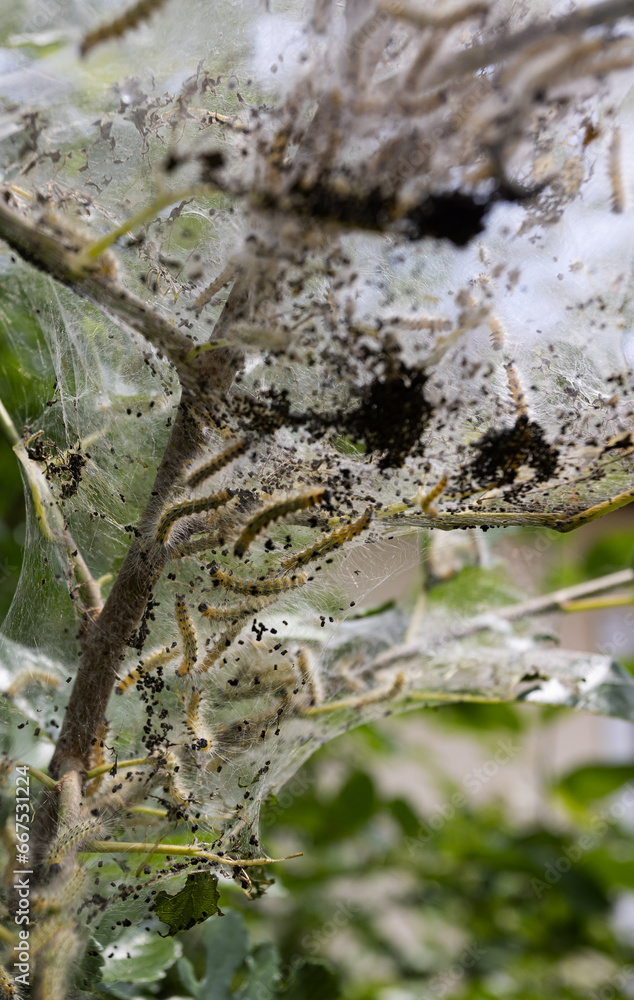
210, 565, 309, 596
198, 594, 276, 621
45, 817, 103, 870
155, 489, 233, 543
200, 621, 245, 672
303, 671, 406, 714
0, 965, 16, 1000
388, 315, 452, 332
172, 532, 223, 559
186, 438, 249, 489
488, 316, 505, 351
504, 361, 528, 417
233, 486, 328, 558
34, 865, 87, 914
175, 596, 198, 677
419, 476, 447, 514
610, 127, 625, 213
116, 645, 178, 694
192, 264, 235, 315
281, 508, 372, 569
80, 0, 169, 57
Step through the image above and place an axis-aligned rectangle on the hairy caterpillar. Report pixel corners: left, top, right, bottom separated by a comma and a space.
186, 439, 249, 489
80, 0, 169, 57
388, 315, 452, 332
5, 667, 59, 698
184, 688, 214, 749
210, 566, 308, 596
504, 361, 528, 417
303, 671, 406, 714
192, 264, 235, 315
0, 966, 15, 1000
609, 127, 625, 213
200, 621, 245, 672
116, 645, 178, 694
488, 316, 505, 351
175, 597, 198, 677
233, 486, 328, 558
155, 489, 233, 543
198, 594, 275, 621
281, 507, 372, 570
45, 818, 103, 870
34, 865, 87, 914
294, 647, 325, 706
419, 476, 447, 515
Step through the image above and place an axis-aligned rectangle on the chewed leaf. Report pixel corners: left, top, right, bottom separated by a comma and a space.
154, 872, 223, 935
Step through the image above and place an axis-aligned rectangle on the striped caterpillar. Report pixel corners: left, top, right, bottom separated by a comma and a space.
44, 817, 103, 870
198, 594, 275, 621
186, 439, 249, 489
200, 621, 245, 672
233, 486, 328, 558
210, 565, 308, 596
0, 965, 15, 1000
294, 647, 325, 706
504, 361, 528, 418
488, 316, 505, 351
115, 645, 179, 694
419, 476, 447, 515
155, 489, 233, 544
388, 315, 452, 332
175, 596, 198, 677
281, 508, 372, 570
192, 264, 236, 315
80, 0, 169, 57
609, 127, 625, 213
5, 667, 59, 698
303, 671, 406, 715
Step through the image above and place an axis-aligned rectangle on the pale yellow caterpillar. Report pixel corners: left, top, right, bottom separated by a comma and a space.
186, 439, 249, 489
389, 316, 452, 332
610, 127, 625, 213
155, 489, 233, 543
504, 361, 528, 417
303, 671, 406, 715
45, 818, 103, 869
184, 688, 214, 750
5, 667, 59, 698
175, 596, 198, 677
80, 0, 169, 57
115, 645, 179, 694
419, 475, 447, 515
33, 865, 87, 915
488, 316, 505, 351
210, 566, 308, 596
281, 508, 372, 570
233, 486, 328, 558
199, 621, 245, 672
198, 594, 275, 621
294, 648, 325, 706
0, 966, 16, 1000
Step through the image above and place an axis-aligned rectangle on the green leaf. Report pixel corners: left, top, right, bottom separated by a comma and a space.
281, 960, 343, 1000
100, 931, 181, 984
200, 910, 249, 1000
177, 956, 201, 998
555, 764, 634, 805
236, 942, 281, 999
154, 871, 223, 935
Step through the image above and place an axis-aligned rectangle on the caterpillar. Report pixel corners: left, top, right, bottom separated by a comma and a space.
210, 565, 308, 596
303, 671, 406, 714
388, 316, 452, 332
80, 0, 169, 57
192, 264, 235, 315
609, 127, 625, 213
488, 316, 505, 351
173, 532, 222, 560
0, 966, 15, 1000
184, 688, 213, 749
175, 597, 198, 677
198, 594, 275, 621
156, 489, 233, 543
5, 667, 59, 698
34, 865, 87, 914
233, 486, 328, 558
420, 476, 447, 515
186, 438, 249, 489
294, 648, 325, 706
281, 507, 372, 570
116, 645, 178, 694
45, 817, 103, 870
200, 621, 245, 672
504, 361, 528, 417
